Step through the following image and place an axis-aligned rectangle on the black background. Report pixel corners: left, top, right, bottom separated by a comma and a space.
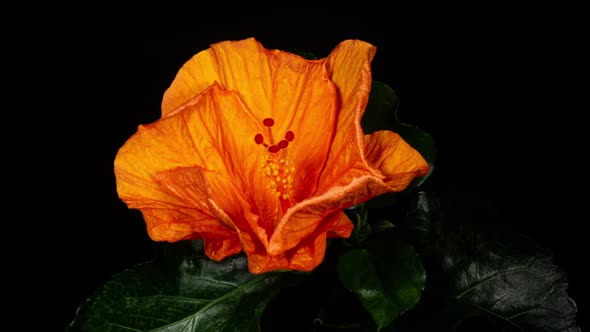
59, 4, 583, 330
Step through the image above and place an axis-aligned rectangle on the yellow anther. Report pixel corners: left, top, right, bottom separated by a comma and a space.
261, 153, 296, 201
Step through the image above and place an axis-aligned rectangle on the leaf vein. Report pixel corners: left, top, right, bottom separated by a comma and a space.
188, 276, 239, 287
456, 265, 530, 299
107, 322, 143, 331
148, 275, 268, 332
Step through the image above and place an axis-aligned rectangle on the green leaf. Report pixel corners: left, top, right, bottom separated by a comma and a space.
337, 234, 425, 330
395, 192, 580, 331
371, 218, 396, 233
363, 81, 436, 188
362, 81, 400, 134
345, 203, 397, 243
68, 242, 283, 332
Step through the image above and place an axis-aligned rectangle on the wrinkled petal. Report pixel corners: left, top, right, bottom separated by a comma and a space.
325, 40, 377, 110
162, 37, 339, 201
141, 208, 241, 261
155, 166, 269, 257
115, 86, 225, 207
326, 211, 354, 238
268, 40, 378, 254
141, 208, 209, 241
317, 40, 379, 192
364, 130, 430, 190
270, 175, 382, 254
162, 37, 272, 116
116, 84, 281, 257
268, 41, 429, 256
268, 133, 428, 255
248, 212, 351, 273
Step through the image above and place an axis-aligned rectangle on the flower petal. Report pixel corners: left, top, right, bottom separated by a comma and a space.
116, 83, 284, 255
115, 87, 224, 208
268, 131, 429, 255
162, 37, 270, 116
162, 38, 339, 201
364, 130, 430, 190
155, 166, 267, 258
325, 40, 377, 109
326, 211, 354, 238
270, 176, 383, 254
316, 39, 379, 193
248, 212, 351, 273
141, 207, 241, 261
266, 40, 378, 254
286, 212, 352, 272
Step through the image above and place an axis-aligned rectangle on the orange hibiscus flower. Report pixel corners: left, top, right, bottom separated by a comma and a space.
114, 38, 429, 274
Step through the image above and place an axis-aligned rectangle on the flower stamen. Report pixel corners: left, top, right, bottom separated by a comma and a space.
263, 118, 275, 127
253, 117, 296, 154
261, 151, 295, 203
256, 118, 296, 206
